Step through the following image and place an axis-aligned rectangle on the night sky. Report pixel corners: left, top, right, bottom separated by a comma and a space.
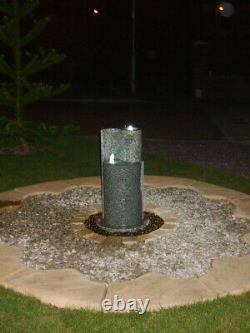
26, 1, 250, 94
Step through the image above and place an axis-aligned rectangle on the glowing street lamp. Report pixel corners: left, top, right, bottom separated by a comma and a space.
93, 8, 100, 16
217, 2, 235, 18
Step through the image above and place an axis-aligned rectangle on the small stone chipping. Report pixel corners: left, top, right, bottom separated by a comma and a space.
0, 187, 249, 283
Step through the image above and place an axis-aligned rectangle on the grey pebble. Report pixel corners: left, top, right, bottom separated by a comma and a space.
0, 186, 249, 283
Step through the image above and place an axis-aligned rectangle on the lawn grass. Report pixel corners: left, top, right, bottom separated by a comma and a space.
0, 134, 250, 333
0, 287, 249, 333
0, 135, 249, 193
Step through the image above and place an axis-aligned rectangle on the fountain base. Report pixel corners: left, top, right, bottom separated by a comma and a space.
84, 212, 164, 237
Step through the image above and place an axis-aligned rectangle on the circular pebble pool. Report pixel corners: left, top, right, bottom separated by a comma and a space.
0, 186, 249, 283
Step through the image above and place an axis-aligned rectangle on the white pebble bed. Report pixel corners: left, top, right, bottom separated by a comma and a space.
0, 187, 249, 283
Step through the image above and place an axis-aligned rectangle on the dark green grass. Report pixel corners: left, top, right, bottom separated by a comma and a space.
0, 287, 249, 333
0, 135, 100, 192
0, 134, 250, 332
0, 135, 249, 193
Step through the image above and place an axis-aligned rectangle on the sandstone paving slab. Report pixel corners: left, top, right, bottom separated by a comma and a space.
13, 181, 78, 197
161, 223, 178, 230
150, 229, 168, 237
66, 177, 101, 187
0, 245, 29, 282
0, 204, 21, 215
0, 245, 28, 283
232, 198, 250, 219
105, 272, 217, 311
144, 176, 248, 201
243, 233, 250, 245
0, 244, 22, 261
2, 268, 107, 310
139, 234, 158, 243
0, 190, 24, 202
186, 181, 248, 201
144, 175, 194, 186
0, 262, 29, 282
1, 176, 248, 205
13, 177, 101, 198
200, 256, 250, 296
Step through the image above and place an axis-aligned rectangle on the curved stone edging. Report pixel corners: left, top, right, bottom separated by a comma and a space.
0, 176, 249, 311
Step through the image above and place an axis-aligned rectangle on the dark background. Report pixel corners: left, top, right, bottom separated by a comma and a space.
1, 1, 250, 171
29, 0, 250, 98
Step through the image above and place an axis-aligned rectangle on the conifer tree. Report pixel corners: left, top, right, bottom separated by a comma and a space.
0, 0, 67, 128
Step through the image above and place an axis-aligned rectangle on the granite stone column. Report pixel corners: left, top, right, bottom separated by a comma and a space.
100, 127, 144, 233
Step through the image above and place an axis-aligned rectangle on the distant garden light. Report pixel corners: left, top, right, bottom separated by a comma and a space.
217, 2, 235, 18
93, 8, 100, 15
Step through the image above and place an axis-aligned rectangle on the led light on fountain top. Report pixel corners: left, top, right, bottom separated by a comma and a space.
109, 154, 115, 164
124, 124, 138, 131
100, 126, 144, 233
127, 125, 134, 131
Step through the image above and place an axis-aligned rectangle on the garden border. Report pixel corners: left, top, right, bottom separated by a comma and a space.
0, 176, 249, 311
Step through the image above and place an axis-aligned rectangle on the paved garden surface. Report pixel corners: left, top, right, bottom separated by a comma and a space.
0, 176, 249, 311
144, 140, 250, 177
11, 99, 248, 177
3, 99, 250, 177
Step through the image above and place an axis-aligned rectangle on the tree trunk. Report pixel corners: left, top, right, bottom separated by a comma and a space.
13, 0, 23, 128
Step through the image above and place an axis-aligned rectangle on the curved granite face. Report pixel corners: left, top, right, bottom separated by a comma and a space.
100, 127, 144, 232
102, 161, 143, 231
100, 128, 142, 163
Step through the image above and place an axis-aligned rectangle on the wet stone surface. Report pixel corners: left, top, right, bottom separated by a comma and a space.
84, 212, 164, 236
0, 186, 249, 283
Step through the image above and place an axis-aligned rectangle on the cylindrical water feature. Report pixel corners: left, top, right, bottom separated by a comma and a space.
100, 126, 144, 233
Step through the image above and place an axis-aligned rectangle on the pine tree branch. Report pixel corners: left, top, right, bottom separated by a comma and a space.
19, 0, 40, 18
22, 49, 66, 76
0, 54, 15, 79
21, 17, 51, 47
0, 1, 68, 117
0, 17, 16, 47
21, 83, 69, 106
0, 25, 14, 47
0, 29, 12, 47
0, 83, 15, 107
0, 1, 15, 17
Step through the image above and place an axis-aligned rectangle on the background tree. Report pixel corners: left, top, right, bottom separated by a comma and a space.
0, 0, 67, 130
